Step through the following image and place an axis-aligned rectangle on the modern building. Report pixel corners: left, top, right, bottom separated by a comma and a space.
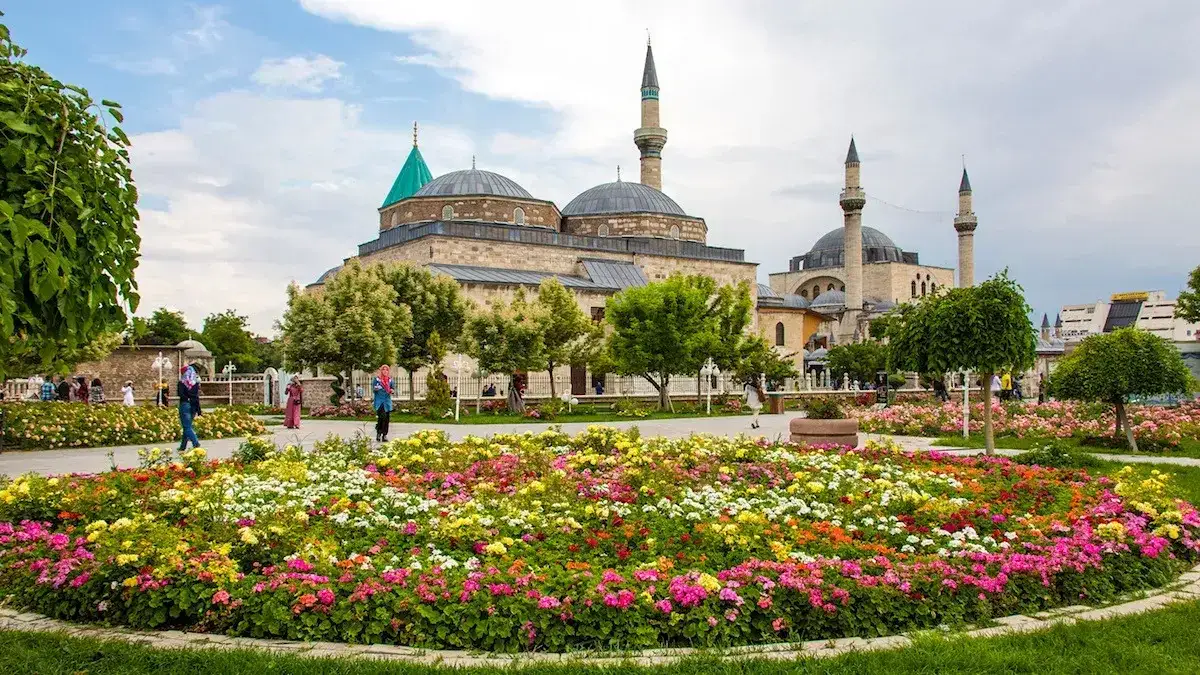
1059, 291, 1200, 344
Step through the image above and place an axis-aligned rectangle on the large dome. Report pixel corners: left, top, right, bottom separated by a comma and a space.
562, 181, 687, 217
803, 226, 904, 269
414, 169, 533, 199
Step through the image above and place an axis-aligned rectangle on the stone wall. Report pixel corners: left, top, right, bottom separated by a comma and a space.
380, 196, 560, 231
198, 378, 266, 406
865, 262, 955, 305
756, 308, 823, 363
562, 213, 706, 244
72, 346, 191, 404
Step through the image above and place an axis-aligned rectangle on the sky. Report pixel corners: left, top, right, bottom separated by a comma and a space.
6, 1, 1200, 335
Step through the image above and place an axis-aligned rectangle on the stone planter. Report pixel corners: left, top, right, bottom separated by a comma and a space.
789, 417, 859, 447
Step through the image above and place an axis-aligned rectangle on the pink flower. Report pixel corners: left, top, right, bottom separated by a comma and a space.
654, 599, 673, 613
317, 588, 335, 605
772, 617, 787, 632
707, 616, 719, 627
212, 589, 231, 605
537, 595, 562, 609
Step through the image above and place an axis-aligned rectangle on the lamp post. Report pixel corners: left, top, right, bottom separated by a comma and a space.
222, 363, 237, 406
962, 369, 970, 439
152, 352, 172, 405
700, 358, 719, 415
451, 356, 465, 421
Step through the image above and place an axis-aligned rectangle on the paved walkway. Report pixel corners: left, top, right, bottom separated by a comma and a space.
2, 416, 1197, 477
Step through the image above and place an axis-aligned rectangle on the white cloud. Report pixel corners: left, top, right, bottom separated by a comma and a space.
253, 55, 345, 93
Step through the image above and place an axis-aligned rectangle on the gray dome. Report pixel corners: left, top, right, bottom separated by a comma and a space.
562, 181, 686, 216
314, 264, 341, 284
811, 289, 846, 311
866, 297, 896, 312
414, 169, 533, 199
803, 226, 903, 269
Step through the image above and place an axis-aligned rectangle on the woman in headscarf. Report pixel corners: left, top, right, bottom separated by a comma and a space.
89, 377, 105, 404
177, 365, 202, 451
373, 365, 394, 442
284, 375, 303, 429
74, 376, 89, 403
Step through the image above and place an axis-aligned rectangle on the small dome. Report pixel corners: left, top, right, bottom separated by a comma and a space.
811, 289, 846, 311
313, 264, 341, 285
414, 169, 533, 199
803, 226, 904, 269
562, 181, 686, 217
866, 297, 896, 312
176, 340, 212, 357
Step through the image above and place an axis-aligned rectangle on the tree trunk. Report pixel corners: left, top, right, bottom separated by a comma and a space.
1115, 400, 1138, 452
1113, 404, 1122, 436
548, 362, 557, 400
408, 371, 416, 402
982, 370, 995, 456
661, 374, 673, 412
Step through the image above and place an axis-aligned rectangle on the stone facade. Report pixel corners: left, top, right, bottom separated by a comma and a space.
380, 195, 560, 232
198, 378, 267, 406
755, 308, 824, 364
563, 212, 706, 243
767, 263, 954, 305
72, 345, 191, 404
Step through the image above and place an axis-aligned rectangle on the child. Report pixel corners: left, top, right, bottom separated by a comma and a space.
122, 381, 135, 406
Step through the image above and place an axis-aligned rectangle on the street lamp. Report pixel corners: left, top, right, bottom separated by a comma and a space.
451, 356, 466, 421
152, 352, 172, 405
222, 363, 237, 406
700, 358, 720, 415
961, 369, 971, 439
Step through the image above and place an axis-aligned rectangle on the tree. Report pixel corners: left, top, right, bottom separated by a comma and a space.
533, 278, 593, 399
253, 338, 282, 371
379, 264, 471, 400
465, 291, 545, 413
123, 316, 149, 346
0, 19, 141, 379
826, 341, 888, 386
606, 275, 724, 410
143, 308, 195, 346
733, 336, 798, 390
423, 331, 452, 419
201, 310, 260, 373
277, 263, 411, 404
1048, 328, 1193, 452
888, 272, 1037, 455
1177, 264, 1200, 324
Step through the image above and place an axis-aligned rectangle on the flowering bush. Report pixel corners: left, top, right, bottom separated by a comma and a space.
309, 400, 374, 418
858, 400, 1200, 451
0, 403, 265, 450
0, 429, 1196, 653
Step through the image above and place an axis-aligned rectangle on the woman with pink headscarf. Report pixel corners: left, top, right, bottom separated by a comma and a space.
283, 375, 303, 429
177, 365, 202, 451
372, 365, 394, 442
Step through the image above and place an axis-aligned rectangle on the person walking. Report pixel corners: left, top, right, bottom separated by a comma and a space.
744, 374, 765, 429
40, 375, 56, 402
373, 365, 394, 442
284, 375, 303, 429
121, 380, 135, 407
89, 378, 105, 404
177, 365, 202, 451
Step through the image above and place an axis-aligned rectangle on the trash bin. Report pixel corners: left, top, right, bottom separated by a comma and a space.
769, 393, 786, 415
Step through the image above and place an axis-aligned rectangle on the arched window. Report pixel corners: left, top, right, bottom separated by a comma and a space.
840, 285, 845, 292
441, 205, 454, 220
775, 322, 785, 346
513, 207, 525, 225
930, 282, 937, 293
669, 224, 681, 239
911, 281, 917, 297
598, 224, 609, 237
921, 281, 927, 296
813, 285, 820, 297
799, 289, 809, 299
827, 283, 835, 291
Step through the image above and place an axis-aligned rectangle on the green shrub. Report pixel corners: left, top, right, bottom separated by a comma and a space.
0, 402, 265, 450
1012, 442, 1103, 469
804, 397, 845, 420
233, 437, 276, 464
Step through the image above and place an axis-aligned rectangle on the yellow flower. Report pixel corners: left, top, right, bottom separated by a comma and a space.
115, 553, 140, 565
239, 527, 259, 545
484, 541, 508, 555
122, 576, 139, 588
698, 573, 721, 592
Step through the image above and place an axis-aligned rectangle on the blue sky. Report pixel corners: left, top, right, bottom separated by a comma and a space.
5, 2, 1199, 334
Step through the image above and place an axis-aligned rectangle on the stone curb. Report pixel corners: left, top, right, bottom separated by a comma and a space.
1, 563, 1198, 667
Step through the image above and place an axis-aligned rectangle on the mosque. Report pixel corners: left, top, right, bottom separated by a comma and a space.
308, 41, 978, 391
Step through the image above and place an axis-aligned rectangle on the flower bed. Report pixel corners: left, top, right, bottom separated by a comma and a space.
857, 400, 1200, 451
0, 403, 266, 450
0, 429, 1197, 653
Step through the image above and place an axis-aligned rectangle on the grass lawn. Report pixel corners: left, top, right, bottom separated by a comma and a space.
933, 434, 1200, 460
311, 408, 752, 425
3, 598, 1200, 674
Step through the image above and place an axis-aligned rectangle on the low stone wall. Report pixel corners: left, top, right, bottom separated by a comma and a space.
198, 379, 266, 406
72, 345, 191, 404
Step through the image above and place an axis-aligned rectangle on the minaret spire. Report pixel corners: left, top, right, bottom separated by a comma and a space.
634, 39, 667, 191
839, 136, 866, 344
954, 162, 978, 287
412, 120, 418, 147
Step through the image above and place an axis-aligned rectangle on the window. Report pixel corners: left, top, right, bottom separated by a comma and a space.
799, 289, 808, 299
827, 283, 835, 291
590, 307, 606, 323
840, 285, 845, 292
921, 281, 927, 296
813, 285, 820, 297
598, 224, 609, 237
775, 322, 785, 346
669, 224, 681, 239
930, 282, 936, 293
513, 207, 525, 225
911, 281, 917, 297
441, 205, 454, 220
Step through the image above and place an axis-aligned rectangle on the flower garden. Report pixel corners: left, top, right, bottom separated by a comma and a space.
1, 428, 1198, 653
858, 400, 1200, 452
0, 403, 266, 450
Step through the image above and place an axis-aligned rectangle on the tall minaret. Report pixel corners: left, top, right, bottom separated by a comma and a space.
954, 167, 978, 287
634, 37, 667, 191
840, 137, 866, 341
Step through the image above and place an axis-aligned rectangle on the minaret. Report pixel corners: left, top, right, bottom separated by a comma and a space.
1054, 313, 1063, 338
839, 137, 865, 342
954, 167, 978, 287
1040, 313, 1051, 341
634, 37, 667, 191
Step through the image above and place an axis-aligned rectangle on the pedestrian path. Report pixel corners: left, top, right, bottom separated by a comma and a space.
2, 418, 1197, 478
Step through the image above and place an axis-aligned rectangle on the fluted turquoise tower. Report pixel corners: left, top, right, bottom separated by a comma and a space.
381, 121, 433, 208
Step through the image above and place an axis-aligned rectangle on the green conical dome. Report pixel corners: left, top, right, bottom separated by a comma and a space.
381, 128, 433, 208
